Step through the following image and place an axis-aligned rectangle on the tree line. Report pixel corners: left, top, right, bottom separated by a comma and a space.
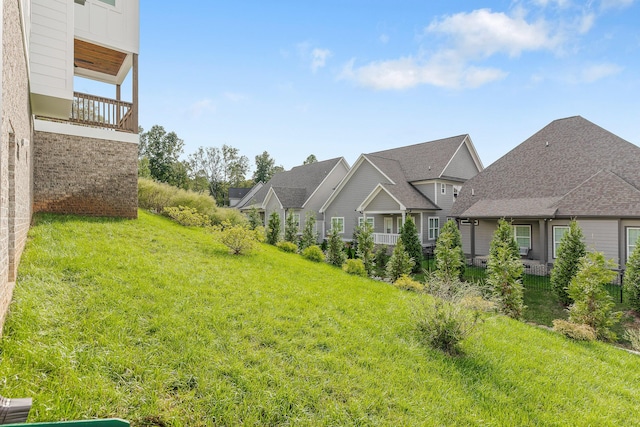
137, 125, 318, 206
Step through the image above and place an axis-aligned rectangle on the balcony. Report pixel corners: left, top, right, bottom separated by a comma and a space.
70, 92, 136, 133
373, 233, 400, 245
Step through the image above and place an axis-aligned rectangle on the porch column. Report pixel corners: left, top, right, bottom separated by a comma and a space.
539, 219, 548, 265
470, 219, 476, 259
619, 219, 624, 269
132, 53, 139, 132
116, 84, 121, 123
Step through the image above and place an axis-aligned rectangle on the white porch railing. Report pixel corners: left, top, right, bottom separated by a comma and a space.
373, 233, 399, 245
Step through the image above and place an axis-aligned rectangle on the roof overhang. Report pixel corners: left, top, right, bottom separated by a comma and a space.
74, 38, 131, 85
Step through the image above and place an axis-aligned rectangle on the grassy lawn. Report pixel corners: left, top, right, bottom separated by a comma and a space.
1, 211, 640, 426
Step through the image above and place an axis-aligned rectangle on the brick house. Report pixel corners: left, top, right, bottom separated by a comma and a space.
0, 0, 139, 331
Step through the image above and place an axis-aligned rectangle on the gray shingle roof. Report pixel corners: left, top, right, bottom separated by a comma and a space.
452, 116, 640, 218
367, 135, 469, 182
238, 157, 344, 209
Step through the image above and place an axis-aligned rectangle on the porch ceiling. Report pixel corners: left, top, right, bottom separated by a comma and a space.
74, 39, 127, 78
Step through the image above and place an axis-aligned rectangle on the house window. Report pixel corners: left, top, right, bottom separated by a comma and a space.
628, 228, 640, 260
358, 217, 375, 228
292, 213, 300, 229
97, 0, 116, 6
513, 225, 531, 249
384, 217, 393, 234
428, 217, 440, 240
331, 217, 344, 234
453, 185, 461, 200
441, 183, 446, 194
553, 226, 570, 259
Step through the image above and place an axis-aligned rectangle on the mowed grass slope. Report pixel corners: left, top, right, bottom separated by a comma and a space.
1, 211, 639, 426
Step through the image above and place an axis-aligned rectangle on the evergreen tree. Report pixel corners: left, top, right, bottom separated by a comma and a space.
247, 206, 262, 230
624, 242, 640, 312
386, 239, 415, 282
299, 211, 318, 251
550, 220, 586, 305
487, 219, 525, 318
266, 211, 281, 245
434, 219, 465, 283
568, 252, 622, 341
326, 220, 347, 267
356, 222, 376, 276
400, 216, 423, 273
284, 211, 299, 243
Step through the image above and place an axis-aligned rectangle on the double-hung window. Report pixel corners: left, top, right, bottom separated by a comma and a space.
358, 217, 375, 228
552, 226, 569, 258
628, 228, 640, 261
513, 225, 531, 249
331, 217, 345, 234
428, 217, 440, 240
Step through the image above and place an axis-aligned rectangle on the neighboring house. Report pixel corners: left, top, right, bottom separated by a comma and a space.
228, 187, 253, 208
320, 135, 483, 246
238, 158, 350, 237
0, 0, 139, 331
451, 116, 640, 269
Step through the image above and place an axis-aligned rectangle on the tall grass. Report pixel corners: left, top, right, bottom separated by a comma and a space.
0, 212, 639, 426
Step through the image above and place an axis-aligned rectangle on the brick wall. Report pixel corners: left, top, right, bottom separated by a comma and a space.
1, 0, 34, 331
33, 131, 138, 218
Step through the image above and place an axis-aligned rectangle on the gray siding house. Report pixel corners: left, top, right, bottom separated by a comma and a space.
238, 158, 349, 237
451, 116, 640, 269
320, 135, 483, 246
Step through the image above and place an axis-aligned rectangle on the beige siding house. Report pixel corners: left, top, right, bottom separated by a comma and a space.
452, 116, 640, 269
321, 135, 483, 246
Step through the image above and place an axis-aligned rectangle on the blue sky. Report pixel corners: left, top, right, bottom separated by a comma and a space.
124, 1, 640, 171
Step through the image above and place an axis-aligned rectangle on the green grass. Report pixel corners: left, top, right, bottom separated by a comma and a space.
1, 211, 640, 426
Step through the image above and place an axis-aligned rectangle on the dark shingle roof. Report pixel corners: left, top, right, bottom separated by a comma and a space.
239, 157, 343, 209
452, 116, 640, 218
367, 135, 469, 182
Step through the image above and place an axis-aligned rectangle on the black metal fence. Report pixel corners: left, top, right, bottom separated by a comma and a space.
423, 256, 624, 303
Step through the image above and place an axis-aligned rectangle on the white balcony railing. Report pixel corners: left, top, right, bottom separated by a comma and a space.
373, 233, 399, 245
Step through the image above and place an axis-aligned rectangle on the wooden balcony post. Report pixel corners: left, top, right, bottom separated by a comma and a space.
132, 53, 139, 132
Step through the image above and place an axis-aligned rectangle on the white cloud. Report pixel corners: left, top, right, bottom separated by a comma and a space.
311, 48, 332, 72
578, 63, 623, 82
426, 9, 560, 58
379, 33, 390, 44
189, 99, 215, 117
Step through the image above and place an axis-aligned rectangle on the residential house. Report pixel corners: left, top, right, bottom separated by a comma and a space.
228, 187, 253, 208
451, 116, 640, 269
0, 0, 139, 331
320, 136, 483, 246
238, 158, 349, 237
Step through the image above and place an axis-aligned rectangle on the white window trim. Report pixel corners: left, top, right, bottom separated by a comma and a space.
428, 217, 440, 240
552, 225, 570, 259
397, 217, 402, 233
627, 227, 640, 261
331, 217, 345, 234
358, 217, 375, 228
513, 225, 532, 249
384, 217, 393, 234
440, 183, 446, 194
292, 212, 301, 230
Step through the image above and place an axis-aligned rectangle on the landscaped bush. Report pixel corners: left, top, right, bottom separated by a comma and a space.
374, 245, 390, 277
434, 219, 465, 282
210, 207, 247, 227
326, 223, 347, 267
356, 223, 375, 277
550, 220, 586, 305
623, 242, 640, 312
163, 206, 211, 227
624, 328, 640, 351
302, 245, 325, 262
276, 241, 298, 253
552, 319, 597, 341
138, 177, 216, 216
266, 212, 281, 245
400, 216, 422, 273
386, 240, 414, 282
342, 259, 366, 277
393, 275, 424, 292
213, 221, 261, 255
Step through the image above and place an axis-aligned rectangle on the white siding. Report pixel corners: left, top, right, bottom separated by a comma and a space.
29, 0, 74, 116
74, 0, 139, 55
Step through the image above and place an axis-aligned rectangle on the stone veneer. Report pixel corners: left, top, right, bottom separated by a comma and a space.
0, 0, 34, 332
33, 130, 138, 218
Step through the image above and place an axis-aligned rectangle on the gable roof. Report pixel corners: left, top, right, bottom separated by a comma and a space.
238, 157, 347, 210
321, 135, 479, 212
453, 116, 640, 218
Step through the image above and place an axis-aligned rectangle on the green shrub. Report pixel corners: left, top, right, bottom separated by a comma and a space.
163, 206, 211, 227
356, 222, 375, 277
386, 240, 415, 282
284, 212, 299, 243
299, 211, 318, 251
138, 177, 217, 216
551, 220, 586, 305
393, 275, 424, 292
623, 241, 640, 312
342, 259, 367, 277
567, 252, 622, 341
487, 219, 525, 319
214, 221, 259, 255
247, 207, 263, 230
302, 245, 325, 262
210, 207, 247, 227
400, 216, 423, 273
276, 241, 298, 253
326, 222, 347, 267
266, 212, 281, 245
624, 328, 640, 351
374, 246, 390, 277
434, 220, 465, 282
552, 319, 597, 341
413, 295, 481, 356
